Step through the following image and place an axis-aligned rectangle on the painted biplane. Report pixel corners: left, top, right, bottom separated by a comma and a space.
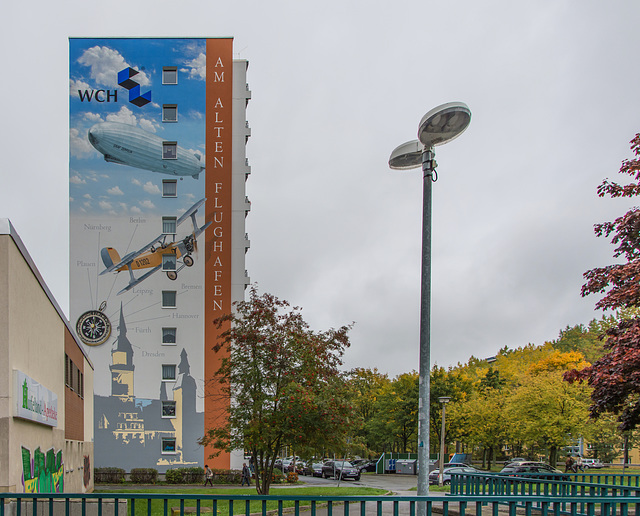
100, 198, 211, 294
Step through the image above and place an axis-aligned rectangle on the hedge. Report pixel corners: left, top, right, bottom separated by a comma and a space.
130, 468, 158, 484
95, 467, 258, 485
94, 467, 126, 484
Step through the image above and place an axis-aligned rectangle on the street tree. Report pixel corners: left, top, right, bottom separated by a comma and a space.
552, 321, 608, 364
373, 372, 419, 453
565, 134, 640, 432
200, 287, 353, 494
508, 369, 590, 466
450, 388, 507, 469
347, 367, 390, 455
430, 365, 474, 455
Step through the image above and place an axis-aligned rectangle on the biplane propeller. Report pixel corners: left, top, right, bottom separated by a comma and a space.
100, 198, 212, 295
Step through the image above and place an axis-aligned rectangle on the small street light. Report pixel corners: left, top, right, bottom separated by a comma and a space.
438, 396, 451, 486
388, 102, 471, 496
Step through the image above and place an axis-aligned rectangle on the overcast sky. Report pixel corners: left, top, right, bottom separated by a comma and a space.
2, 0, 639, 378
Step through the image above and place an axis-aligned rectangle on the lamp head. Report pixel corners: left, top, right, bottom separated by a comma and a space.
418, 102, 471, 148
388, 140, 423, 170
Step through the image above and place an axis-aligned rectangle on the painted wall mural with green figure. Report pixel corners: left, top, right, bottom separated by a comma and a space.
21, 446, 63, 493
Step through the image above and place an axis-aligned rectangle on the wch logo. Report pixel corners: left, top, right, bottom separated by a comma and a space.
117, 67, 151, 107
77, 67, 151, 107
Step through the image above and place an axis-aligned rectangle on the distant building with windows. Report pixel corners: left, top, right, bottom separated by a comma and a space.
68, 37, 251, 471
0, 219, 94, 493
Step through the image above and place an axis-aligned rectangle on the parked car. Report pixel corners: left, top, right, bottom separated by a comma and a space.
428, 466, 479, 485
360, 461, 377, 472
351, 459, 376, 472
321, 460, 361, 480
444, 462, 477, 469
303, 461, 324, 477
499, 463, 569, 481
502, 461, 553, 469
275, 458, 303, 474
503, 457, 527, 465
582, 459, 604, 469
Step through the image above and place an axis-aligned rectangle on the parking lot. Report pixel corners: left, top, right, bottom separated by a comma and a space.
299, 471, 436, 496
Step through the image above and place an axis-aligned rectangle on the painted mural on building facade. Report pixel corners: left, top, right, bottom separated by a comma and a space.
22, 446, 63, 493
69, 38, 210, 471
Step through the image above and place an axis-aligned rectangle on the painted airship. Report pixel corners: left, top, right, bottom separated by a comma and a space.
88, 121, 204, 178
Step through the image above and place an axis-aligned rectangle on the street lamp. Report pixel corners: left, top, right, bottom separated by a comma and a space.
438, 396, 451, 486
388, 102, 471, 496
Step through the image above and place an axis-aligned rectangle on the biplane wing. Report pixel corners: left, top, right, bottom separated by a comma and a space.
194, 220, 212, 238
117, 265, 163, 294
177, 198, 206, 227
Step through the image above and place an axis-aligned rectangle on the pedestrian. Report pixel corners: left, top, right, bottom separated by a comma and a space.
249, 456, 255, 476
204, 465, 214, 486
576, 456, 584, 472
241, 463, 251, 486
564, 455, 574, 473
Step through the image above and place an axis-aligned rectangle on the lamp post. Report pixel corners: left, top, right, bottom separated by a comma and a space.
388, 102, 471, 496
438, 396, 451, 486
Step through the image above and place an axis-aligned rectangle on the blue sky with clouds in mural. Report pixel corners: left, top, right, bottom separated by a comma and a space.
69, 38, 207, 217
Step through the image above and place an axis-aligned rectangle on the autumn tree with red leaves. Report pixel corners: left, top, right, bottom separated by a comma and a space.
200, 287, 353, 494
565, 134, 640, 432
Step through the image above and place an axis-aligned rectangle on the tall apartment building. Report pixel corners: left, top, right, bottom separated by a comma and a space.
69, 38, 250, 472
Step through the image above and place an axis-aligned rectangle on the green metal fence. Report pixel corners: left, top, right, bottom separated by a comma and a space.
451, 472, 640, 496
450, 471, 640, 515
2, 491, 640, 516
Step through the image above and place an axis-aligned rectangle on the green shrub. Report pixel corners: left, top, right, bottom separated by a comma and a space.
182, 467, 204, 484
286, 472, 298, 484
211, 468, 241, 484
271, 468, 285, 484
165, 469, 184, 484
166, 467, 241, 484
94, 467, 126, 484
130, 468, 158, 484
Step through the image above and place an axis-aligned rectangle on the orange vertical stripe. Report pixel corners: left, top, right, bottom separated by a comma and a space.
205, 37, 233, 469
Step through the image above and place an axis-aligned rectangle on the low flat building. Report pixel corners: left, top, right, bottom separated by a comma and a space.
0, 219, 94, 493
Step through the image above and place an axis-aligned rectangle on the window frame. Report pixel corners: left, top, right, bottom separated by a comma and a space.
162, 253, 177, 271
162, 141, 177, 160
162, 67, 178, 85
161, 437, 177, 454
161, 400, 177, 418
162, 327, 177, 345
162, 104, 178, 123
162, 179, 177, 198
162, 217, 177, 235
161, 364, 177, 381
162, 290, 177, 308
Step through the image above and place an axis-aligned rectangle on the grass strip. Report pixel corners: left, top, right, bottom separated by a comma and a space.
96, 486, 389, 516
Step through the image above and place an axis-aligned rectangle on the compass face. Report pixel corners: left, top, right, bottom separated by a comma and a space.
76, 310, 112, 346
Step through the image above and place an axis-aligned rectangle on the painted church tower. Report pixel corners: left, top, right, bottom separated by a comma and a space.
110, 305, 134, 402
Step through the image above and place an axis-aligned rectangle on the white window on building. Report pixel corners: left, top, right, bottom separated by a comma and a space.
162, 327, 177, 345
162, 290, 177, 308
162, 179, 177, 198
162, 438, 177, 454
162, 67, 178, 85
162, 364, 176, 381
162, 217, 177, 235
162, 142, 177, 160
162, 253, 177, 271
162, 400, 176, 418
163, 104, 178, 122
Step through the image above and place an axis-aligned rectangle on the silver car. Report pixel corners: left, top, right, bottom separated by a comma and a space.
428, 466, 479, 485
